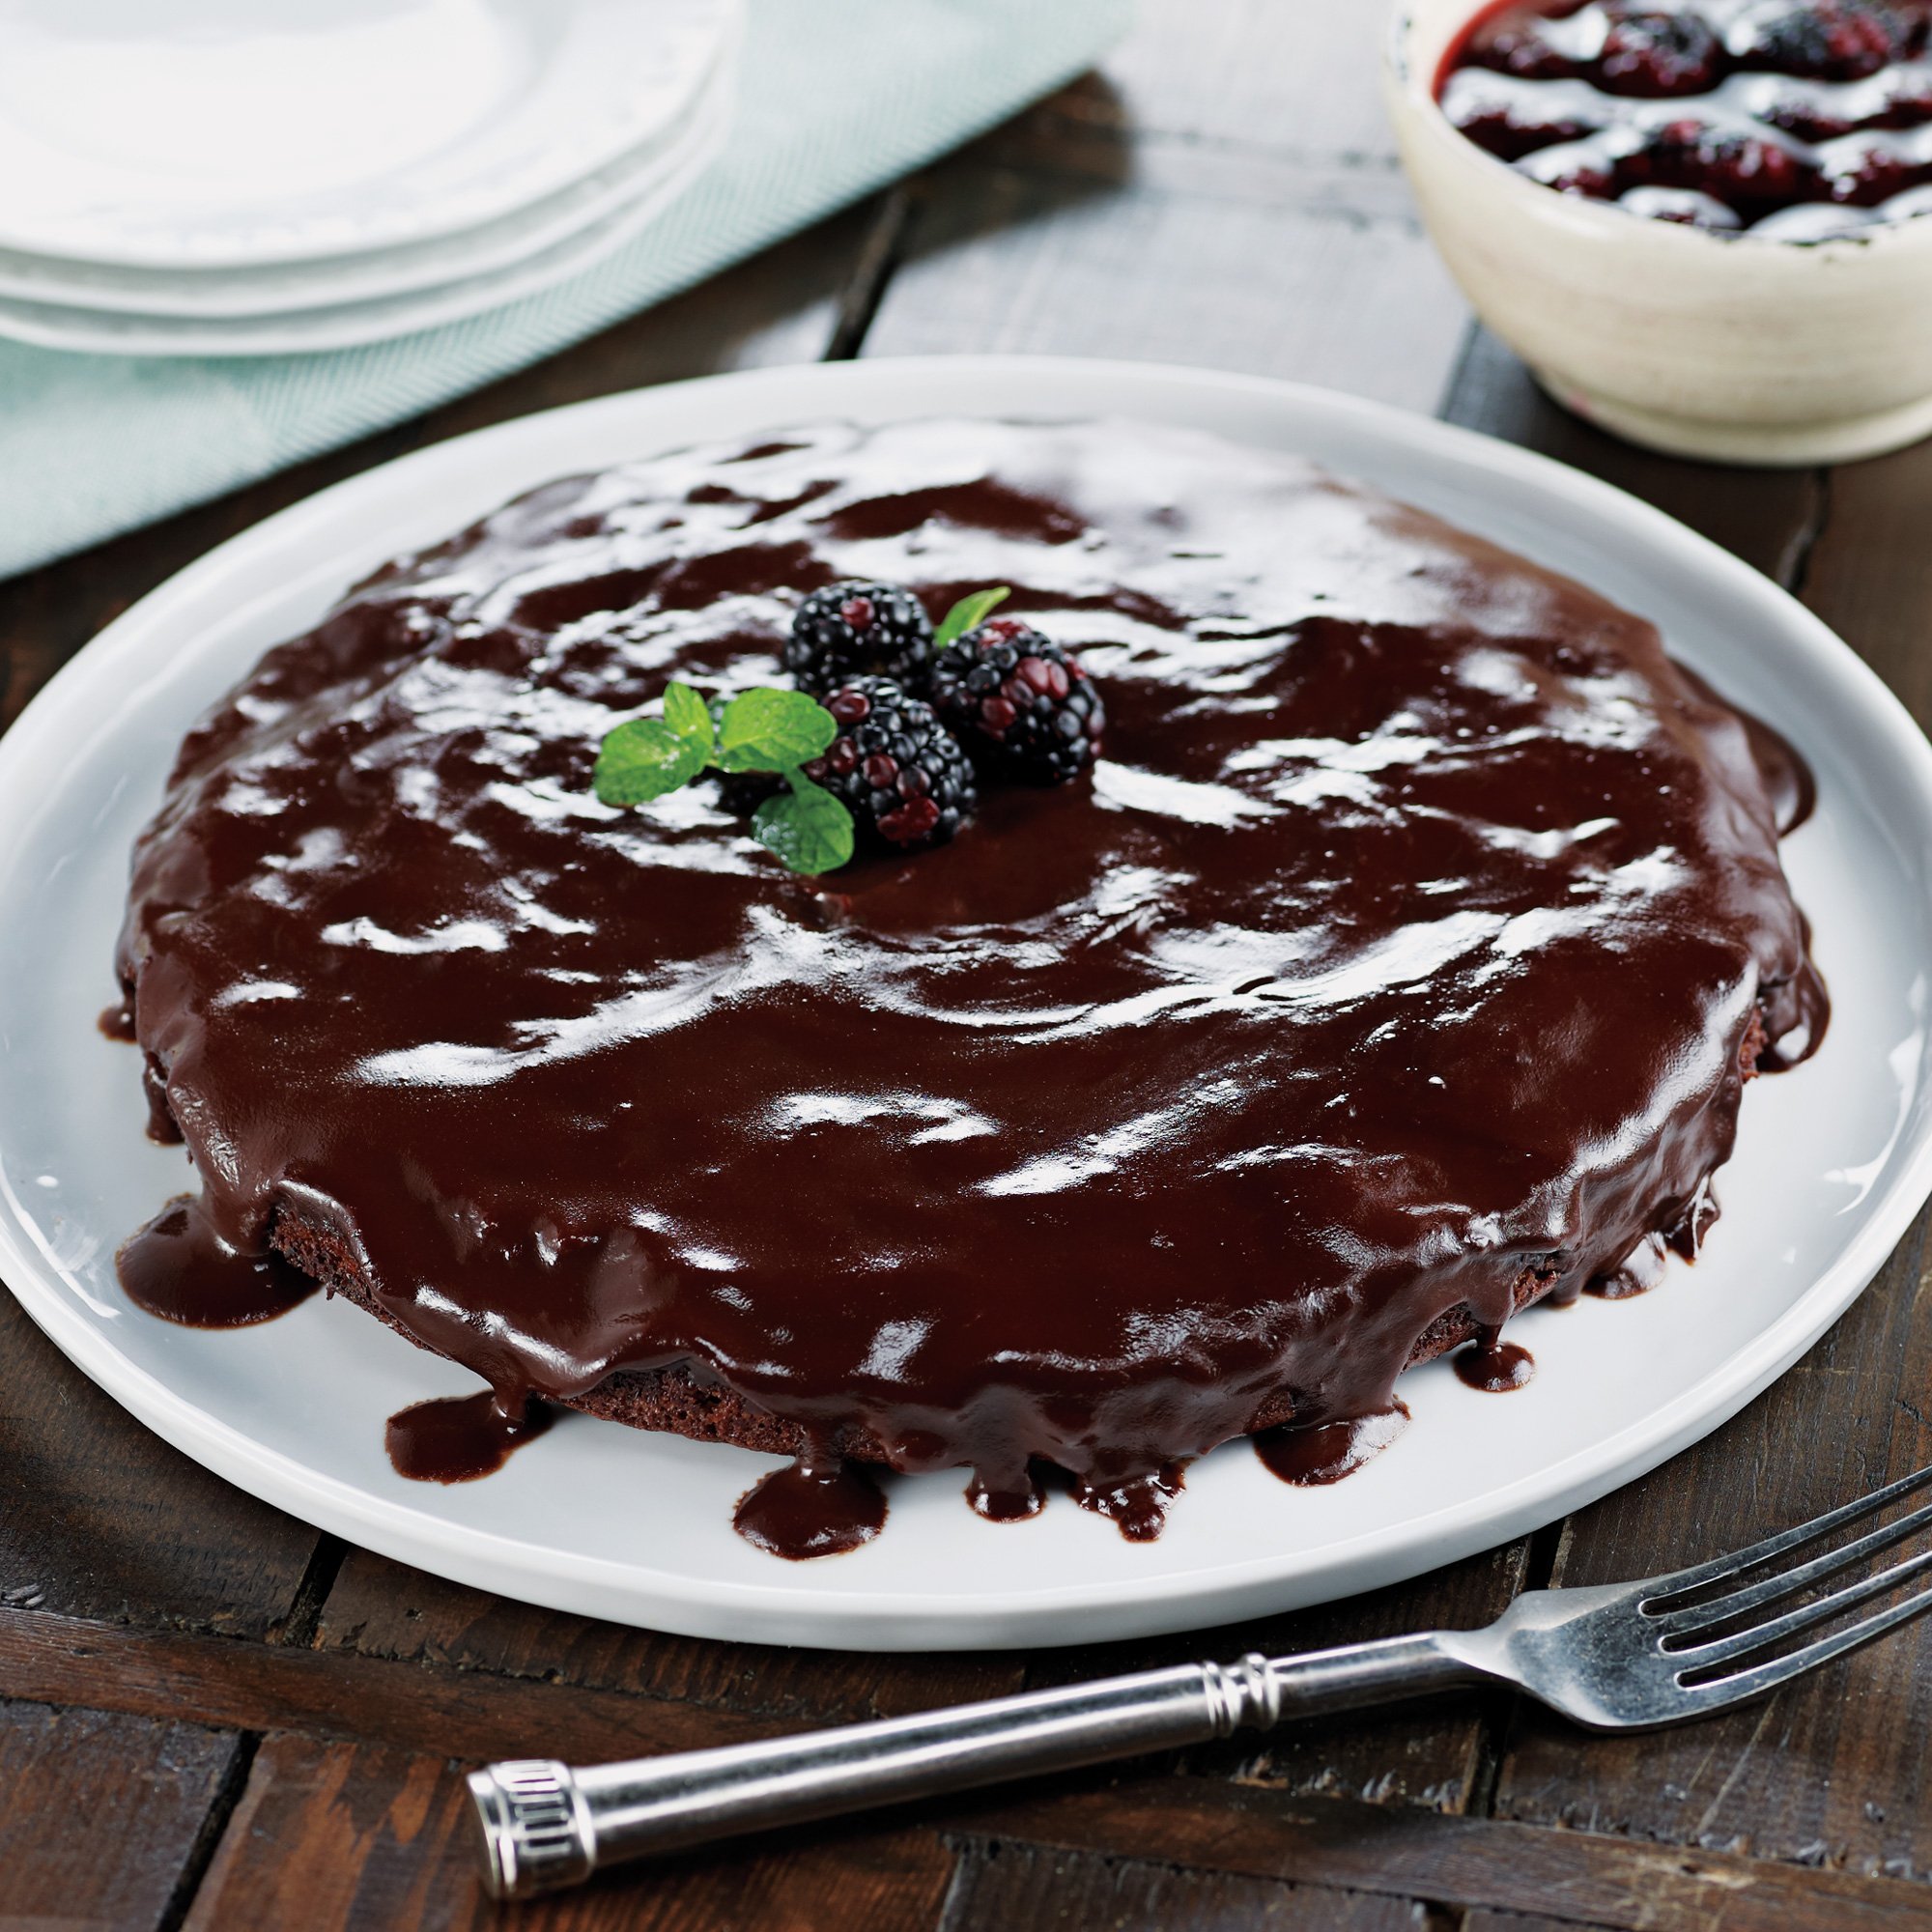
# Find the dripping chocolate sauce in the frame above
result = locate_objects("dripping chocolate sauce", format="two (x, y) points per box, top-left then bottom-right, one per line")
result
(734, 1455), (888, 1560)
(385, 1390), (553, 1484)
(1068, 1464), (1187, 1543)
(1256, 1404), (1411, 1487)
(1453, 1333), (1537, 1394)
(967, 1463), (1048, 1523)
(105, 417), (1829, 1562)
(118, 1196), (315, 1328)
(1588, 1185), (1719, 1299)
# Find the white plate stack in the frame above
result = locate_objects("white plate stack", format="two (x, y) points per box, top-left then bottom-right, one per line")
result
(0, 0), (743, 355)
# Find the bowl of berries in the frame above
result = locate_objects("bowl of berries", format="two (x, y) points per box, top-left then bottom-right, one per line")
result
(1385, 0), (1932, 462)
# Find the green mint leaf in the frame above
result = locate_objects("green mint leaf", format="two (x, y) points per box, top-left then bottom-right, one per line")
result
(662, 680), (716, 756)
(593, 717), (710, 806)
(932, 585), (1010, 651)
(718, 688), (837, 773)
(753, 775), (854, 874)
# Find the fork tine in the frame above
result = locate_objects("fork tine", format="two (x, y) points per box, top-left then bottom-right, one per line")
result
(1671, 1543), (1932, 1669)
(1658, 1494), (1932, 1640)
(1639, 1461), (1932, 1607)
(1673, 1572), (1932, 1712)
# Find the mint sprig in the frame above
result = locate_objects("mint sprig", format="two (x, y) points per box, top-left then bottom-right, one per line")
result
(932, 584), (1010, 651)
(714, 686), (836, 771)
(594, 682), (853, 875)
(752, 774), (851, 874)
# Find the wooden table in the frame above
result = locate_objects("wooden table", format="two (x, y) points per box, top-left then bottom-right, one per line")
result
(5, 6), (1931, 1926)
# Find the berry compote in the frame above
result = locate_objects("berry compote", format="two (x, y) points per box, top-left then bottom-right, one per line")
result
(1438, 0), (1932, 234)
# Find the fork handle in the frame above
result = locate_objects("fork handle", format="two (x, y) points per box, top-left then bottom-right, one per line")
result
(468, 1632), (1486, 1898)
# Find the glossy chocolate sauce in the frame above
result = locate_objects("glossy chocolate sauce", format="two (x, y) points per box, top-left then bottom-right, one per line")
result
(734, 1456), (888, 1559)
(967, 1463), (1047, 1523)
(386, 1388), (552, 1483)
(118, 1195), (315, 1328)
(1255, 1405), (1412, 1486)
(1453, 1332), (1538, 1391)
(1588, 1175), (1719, 1294)
(111, 417), (1827, 1561)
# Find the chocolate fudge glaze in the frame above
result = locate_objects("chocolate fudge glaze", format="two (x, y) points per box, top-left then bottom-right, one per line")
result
(112, 416), (1827, 1559)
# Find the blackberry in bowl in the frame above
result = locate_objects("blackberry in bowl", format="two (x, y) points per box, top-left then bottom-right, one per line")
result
(1386, 0), (1932, 461)
(1439, 0), (1932, 231)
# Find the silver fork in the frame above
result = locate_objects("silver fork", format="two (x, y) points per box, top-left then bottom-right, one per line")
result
(469, 1461), (1932, 1900)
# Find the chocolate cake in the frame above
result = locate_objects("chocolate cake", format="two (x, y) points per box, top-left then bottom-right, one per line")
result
(110, 416), (1828, 1557)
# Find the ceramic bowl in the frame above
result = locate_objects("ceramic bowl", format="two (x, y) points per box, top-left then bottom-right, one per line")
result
(1384, 0), (1932, 465)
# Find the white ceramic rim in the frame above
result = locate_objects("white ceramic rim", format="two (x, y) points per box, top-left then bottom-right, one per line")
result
(4, 355), (1930, 1648)
(0, 52), (736, 359)
(0, 0), (742, 270)
(0, 8), (743, 320)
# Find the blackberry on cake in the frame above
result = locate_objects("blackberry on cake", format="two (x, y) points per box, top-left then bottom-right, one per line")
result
(927, 617), (1105, 784)
(800, 675), (977, 851)
(785, 580), (934, 694)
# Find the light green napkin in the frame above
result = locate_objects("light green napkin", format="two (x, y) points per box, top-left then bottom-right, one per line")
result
(0, 0), (1130, 582)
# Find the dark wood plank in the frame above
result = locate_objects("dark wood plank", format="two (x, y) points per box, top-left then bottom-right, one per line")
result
(0, 1605), (783, 1763)
(0, 1697), (243, 1931)
(316, 1549), (1021, 1727)
(1438, 328), (1825, 586)
(0, 1286), (320, 1634)
(1031, 0), (1403, 156)
(1493, 1205), (1932, 1878)
(185, 1733), (954, 1932)
(936, 1838), (1430, 1932)
(957, 1778), (1932, 1932)
(1798, 437), (1932, 722)
(862, 9), (1468, 413)
(1463, 1916), (1625, 1932)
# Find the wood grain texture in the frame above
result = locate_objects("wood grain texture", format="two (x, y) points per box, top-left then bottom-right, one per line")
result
(1463, 1916), (1628, 1932)
(1800, 438), (1932, 717)
(315, 1550), (1021, 1728)
(861, 1), (1469, 413)
(0, 1284), (319, 1635)
(936, 1838), (1432, 1932)
(185, 1733), (955, 1932)
(959, 1778), (1932, 1932)
(1052, 0), (1403, 156)
(0, 1606), (786, 1763)
(0, 1698), (242, 1932)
